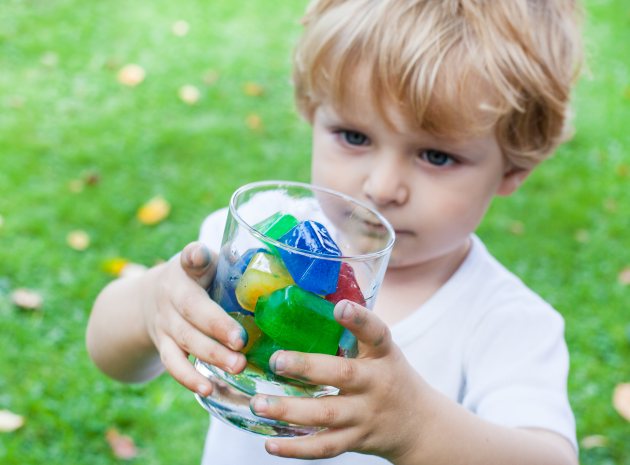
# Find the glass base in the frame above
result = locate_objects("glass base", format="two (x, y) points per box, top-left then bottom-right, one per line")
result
(194, 359), (337, 437)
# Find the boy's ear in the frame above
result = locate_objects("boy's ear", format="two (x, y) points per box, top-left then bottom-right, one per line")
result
(497, 168), (531, 196)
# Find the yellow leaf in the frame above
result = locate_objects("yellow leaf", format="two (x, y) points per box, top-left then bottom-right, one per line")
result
(117, 64), (145, 87)
(246, 113), (262, 131)
(580, 435), (607, 449)
(137, 196), (171, 225)
(171, 19), (190, 37)
(11, 288), (43, 310)
(106, 428), (138, 460)
(178, 84), (200, 105)
(613, 383), (630, 421)
(203, 70), (219, 86)
(508, 220), (524, 236)
(67, 230), (90, 251)
(0, 410), (25, 433)
(618, 268), (630, 286)
(243, 82), (264, 96)
(102, 258), (130, 276)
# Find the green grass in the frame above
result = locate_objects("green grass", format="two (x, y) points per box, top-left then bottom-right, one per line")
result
(0, 0), (629, 463)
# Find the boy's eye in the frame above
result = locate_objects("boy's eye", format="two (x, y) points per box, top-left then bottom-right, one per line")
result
(340, 130), (369, 146)
(419, 149), (455, 166)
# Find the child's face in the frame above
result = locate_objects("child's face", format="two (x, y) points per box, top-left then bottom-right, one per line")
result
(310, 97), (527, 270)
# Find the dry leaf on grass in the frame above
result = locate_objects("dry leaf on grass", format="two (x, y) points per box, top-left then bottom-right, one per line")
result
(580, 435), (608, 449)
(11, 288), (43, 310)
(67, 230), (90, 251)
(178, 85), (200, 105)
(618, 268), (630, 286)
(246, 113), (262, 131)
(243, 82), (264, 96)
(0, 410), (24, 433)
(106, 428), (138, 460)
(117, 64), (145, 87)
(613, 383), (630, 421)
(137, 196), (171, 225)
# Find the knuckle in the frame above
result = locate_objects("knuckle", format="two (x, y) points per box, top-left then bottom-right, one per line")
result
(317, 403), (338, 425)
(338, 359), (356, 384)
(317, 441), (340, 459)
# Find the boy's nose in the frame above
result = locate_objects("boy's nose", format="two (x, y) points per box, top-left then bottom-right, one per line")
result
(362, 157), (409, 207)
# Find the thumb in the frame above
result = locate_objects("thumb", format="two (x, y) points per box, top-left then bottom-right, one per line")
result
(180, 241), (217, 290)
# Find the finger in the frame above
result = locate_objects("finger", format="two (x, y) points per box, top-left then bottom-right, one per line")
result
(169, 314), (247, 375)
(334, 300), (393, 357)
(264, 428), (358, 460)
(157, 335), (214, 397)
(250, 394), (358, 429)
(180, 241), (217, 289)
(171, 283), (248, 352)
(268, 350), (366, 391)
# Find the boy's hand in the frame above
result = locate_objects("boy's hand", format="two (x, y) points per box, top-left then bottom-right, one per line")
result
(248, 300), (426, 462)
(145, 241), (247, 396)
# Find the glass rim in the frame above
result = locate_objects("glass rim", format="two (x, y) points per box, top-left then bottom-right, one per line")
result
(228, 180), (396, 262)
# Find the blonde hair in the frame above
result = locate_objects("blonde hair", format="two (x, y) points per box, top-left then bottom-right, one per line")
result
(293, 0), (583, 169)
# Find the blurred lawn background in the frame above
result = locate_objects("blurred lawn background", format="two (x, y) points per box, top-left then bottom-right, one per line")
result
(0, 0), (628, 464)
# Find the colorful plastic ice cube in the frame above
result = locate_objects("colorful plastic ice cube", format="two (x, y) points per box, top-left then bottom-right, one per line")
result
(211, 248), (261, 315)
(245, 333), (286, 374)
(255, 285), (344, 355)
(235, 251), (295, 311)
(254, 212), (298, 254)
(325, 262), (366, 306)
(278, 221), (342, 295)
(228, 312), (262, 354)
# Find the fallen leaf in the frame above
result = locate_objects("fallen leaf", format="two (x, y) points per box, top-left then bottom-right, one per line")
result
(120, 263), (148, 278)
(243, 82), (264, 97)
(106, 428), (138, 460)
(613, 383), (630, 421)
(67, 230), (90, 251)
(508, 220), (524, 235)
(203, 70), (219, 85)
(84, 171), (101, 186)
(580, 435), (607, 449)
(102, 258), (130, 276)
(11, 288), (43, 310)
(178, 85), (200, 105)
(602, 198), (617, 213)
(172, 20), (190, 37)
(574, 229), (590, 244)
(0, 410), (25, 433)
(117, 64), (145, 87)
(618, 268), (630, 286)
(68, 179), (84, 193)
(137, 196), (171, 225)
(246, 113), (262, 131)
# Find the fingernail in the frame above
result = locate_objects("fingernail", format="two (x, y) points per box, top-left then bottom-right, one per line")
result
(197, 384), (211, 397)
(192, 244), (210, 268)
(226, 352), (240, 371)
(266, 441), (280, 455)
(270, 351), (286, 373)
(228, 328), (245, 350)
(335, 300), (353, 320)
(251, 396), (268, 414)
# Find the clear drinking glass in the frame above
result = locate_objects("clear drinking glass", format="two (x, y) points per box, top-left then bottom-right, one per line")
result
(194, 180), (394, 437)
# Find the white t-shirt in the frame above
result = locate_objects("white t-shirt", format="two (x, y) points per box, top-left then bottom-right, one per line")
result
(197, 208), (576, 465)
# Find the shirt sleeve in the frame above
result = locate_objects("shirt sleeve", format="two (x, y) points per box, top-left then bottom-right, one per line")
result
(462, 301), (577, 451)
(198, 207), (229, 253)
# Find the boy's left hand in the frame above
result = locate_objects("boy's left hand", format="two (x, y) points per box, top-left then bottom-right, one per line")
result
(249, 300), (426, 462)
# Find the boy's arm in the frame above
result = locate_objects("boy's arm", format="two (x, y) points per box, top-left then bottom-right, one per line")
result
(86, 242), (248, 394)
(248, 301), (578, 465)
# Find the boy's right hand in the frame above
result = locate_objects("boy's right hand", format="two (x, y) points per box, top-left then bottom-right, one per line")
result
(145, 241), (248, 396)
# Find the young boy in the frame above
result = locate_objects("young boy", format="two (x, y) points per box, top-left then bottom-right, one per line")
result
(86, 0), (583, 463)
